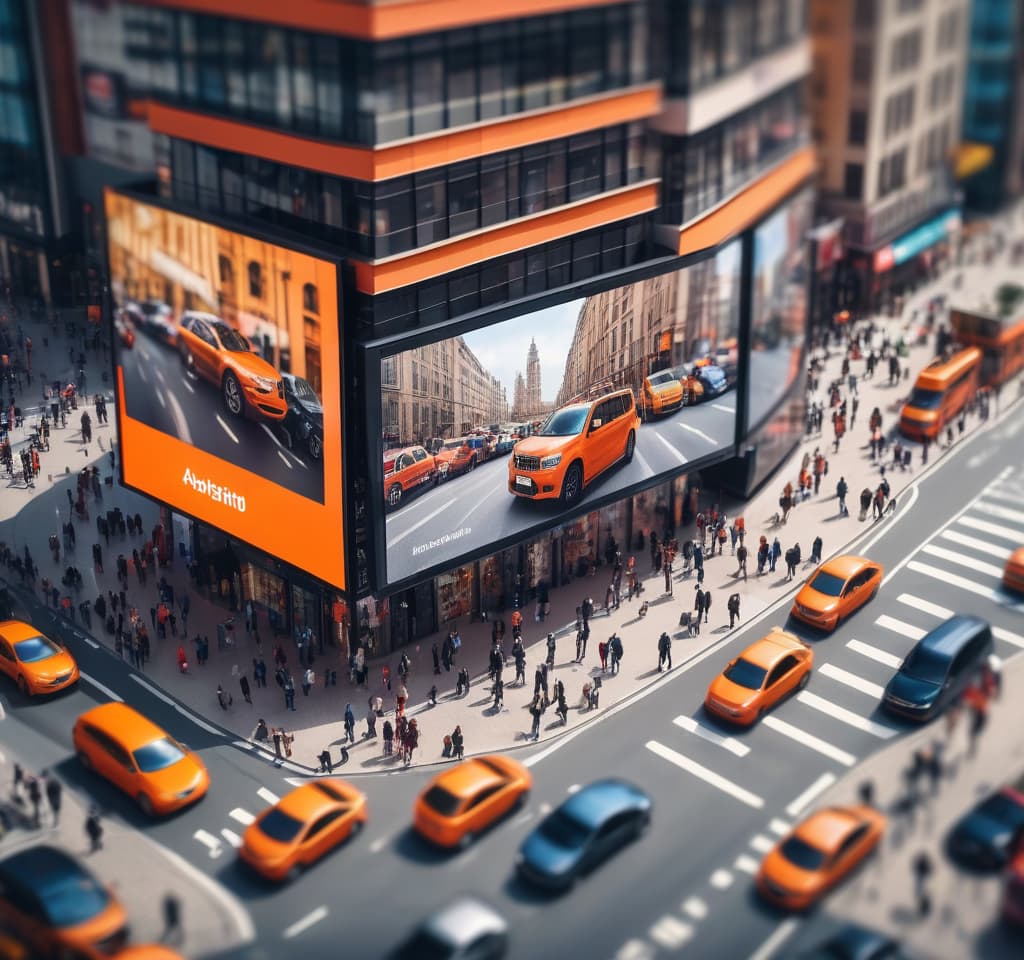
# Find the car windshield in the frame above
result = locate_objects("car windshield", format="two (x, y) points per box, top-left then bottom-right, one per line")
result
(978, 793), (1024, 824)
(422, 786), (462, 817)
(723, 658), (767, 690)
(289, 378), (322, 409)
(537, 408), (589, 437)
(901, 645), (950, 685)
(810, 571), (847, 597)
(908, 387), (944, 410)
(648, 371), (677, 386)
(779, 836), (826, 871)
(211, 322), (251, 353)
(257, 808), (305, 843)
(132, 737), (186, 773)
(442, 440), (465, 451)
(539, 810), (591, 849)
(392, 931), (452, 960)
(41, 874), (110, 928)
(13, 635), (60, 663)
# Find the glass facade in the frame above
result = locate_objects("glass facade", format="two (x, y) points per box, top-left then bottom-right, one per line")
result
(118, 3), (647, 147)
(162, 123), (647, 258)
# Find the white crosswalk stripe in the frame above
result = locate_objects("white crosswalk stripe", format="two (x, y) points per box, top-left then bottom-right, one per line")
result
(956, 515), (1024, 544)
(682, 897), (708, 920)
(907, 561), (1002, 602)
(229, 808), (255, 826)
(220, 828), (242, 848)
(645, 741), (764, 809)
(768, 818), (791, 836)
(939, 529), (1013, 560)
(984, 486), (1024, 506)
(649, 915), (694, 949)
(674, 715), (751, 757)
(875, 614), (925, 640)
(786, 772), (837, 818)
(257, 787), (280, 805)
(994, 626), (1024, 649)
(818, 663), (886, 699)
(761, 715), (857, 767)
(796, 692), (897, 738)
(896, 593), (952, 619)
(615, 940), (653, 960)
(750, 834), (775, 854)
(921, 543), (1006, 580)
(847, 638), (903, 669)
(734, 854), (759, 875)
(193, 829), (222, 858)
(710, 869), (734, 889)
(974, 500), (1024, 527)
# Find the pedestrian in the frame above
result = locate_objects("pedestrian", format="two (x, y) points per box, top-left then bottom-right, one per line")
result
(217, 684), (232, 710)
(318, 749), (333, 774)
(253, 655), (267, 688)
(43, 771), (62, 825)
(366, 694), (380, 737)
(432, 642), (441, 675)
(253, 718), (269, 742)
(383, 719), (394, 756)
(770, 537), (781, 573)
(529, 694), (545, 740)
(912, 851), (934, 917)
(701, 589), (711, 625)
(734, 543), (748, 581)
(965, 686), (989, 755)
(513, 643), (526, 685)
(609, 632), (623, 673)
(836, 476), (849, 516)
(161, 893), (182, 945)
(283, 674), (296, 711)
(811, 535), (823, 564)
(85, 806), (103, 852)
(396, 681), (409, 714)
(727, 593), (741, 629)
(403, 718), (419, 765)
(302, 666), (314, 696)
(657, 631), (672, 672)
(598, 639), (608, 672)
(452, 724), (464, 760)
(344, 703), (356, 743)
(492, 676), (504, 710)
(27, 774), (42, 826)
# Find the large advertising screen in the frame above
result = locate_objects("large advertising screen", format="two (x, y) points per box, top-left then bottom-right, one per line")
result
(379, 244), (741, 585)
(106, 192), (345, 588)
(747, 188), (813, 431)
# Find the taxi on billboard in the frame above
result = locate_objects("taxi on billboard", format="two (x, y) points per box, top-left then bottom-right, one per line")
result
(73, 703), (209, 816)
(509, 387), (639, 507)
(0, 620), (79, 696)
(678, 361), (730, 405)
(383, 445), (439, 510)
(639, 369), (684, 419)
(790, 555), (883, 632)
(434, 438), (480, 479)
(177, 311), (287, 422)
(138, 300), (177, 346)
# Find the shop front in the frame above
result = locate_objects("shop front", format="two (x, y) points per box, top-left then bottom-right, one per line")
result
(869, 209), (961, 314)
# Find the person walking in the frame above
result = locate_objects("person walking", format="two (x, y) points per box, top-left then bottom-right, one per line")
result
(513, 643), (526, 685)
(727, 593), (741, 629)
(701, 589), (712, 625)
(734, 543), (748, 581)
(253, 655), (267, 688)
(912, 851), (934, 917)
(161, 894), (182, 945)
(366, 695), (381, 738)
(694, 585), (706, 627)
(756, 536), (769, 576)
(27, 774), (42, 826)
(529, 694), (545, 741)
(302, 666), (314, 696)
(43, 771), (62, 825)
(770, 537), (781, 573)
(545, 632), (556, 667)
(657, 631), (672, 672)
(85, 806), (103, 852)
(811, 535), (823, 565)
(344, 703), (356, 743)
(403, 718), (419, 766)
(283, 674), (296, 711)
(216, 684), (232, 710)
(451, 724), (464, 760)
(239, 674), (252, 705)
(663, 560), (673, 596)
(609, 633), (623, 674)
(432, 642), (441, 675)
(382, 719), (394, 757)
(836, 476), (849, 517)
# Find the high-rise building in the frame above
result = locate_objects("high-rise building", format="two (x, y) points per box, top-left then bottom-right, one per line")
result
(524, 338), (542, 416)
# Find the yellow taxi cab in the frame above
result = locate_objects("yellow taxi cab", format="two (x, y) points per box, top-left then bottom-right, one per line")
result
(790, 555), (883, 632)
(73, 703), (209, 816)
(0, 620), (79, 696)
(1004, 547), (1024, 595)
(239, 779), (367, 881)
(413, 755), (531, 849)
(640, 370), (684, 419)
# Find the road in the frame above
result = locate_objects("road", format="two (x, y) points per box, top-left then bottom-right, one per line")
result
(118, 333), (325, 504)
(385, 394), (737, 583)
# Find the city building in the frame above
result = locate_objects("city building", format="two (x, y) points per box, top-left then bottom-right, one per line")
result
(811, 0), (968, 313)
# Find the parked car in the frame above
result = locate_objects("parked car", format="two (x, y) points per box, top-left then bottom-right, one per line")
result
(946, 779), (1024, 870)
(677, 362), (730, 404)
(280, 373), (324, 461)
(383, 445), (438, 510)
(640, 369), (684, 419)
(138, 299), (176, 346)
(492, 434), (516, 456)
(113, 310), (135, 349)
(435, 438), (478, 479)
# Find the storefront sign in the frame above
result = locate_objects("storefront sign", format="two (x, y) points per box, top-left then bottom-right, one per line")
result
(874, 209), (961, 274)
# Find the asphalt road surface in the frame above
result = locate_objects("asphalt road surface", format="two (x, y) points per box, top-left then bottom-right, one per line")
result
(119, 334), (325, 504)
(385, 393), (737, 583)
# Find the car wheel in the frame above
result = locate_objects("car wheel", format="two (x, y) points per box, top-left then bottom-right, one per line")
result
(623, 431), (636, 464)
(17, 675), (29, 696)
(182, 349), (197, 377)
(561, 463), (583, 507)
(137, 793), (154, 817)
(459, 831), (475, 850)
(349, 819), (363, 839)
(515, 790), (530, 810)
(798, 671), (810, 691)
(386, 484), (403, 510)
(222, 371), (244, 417)
(307, 432), (322, 461)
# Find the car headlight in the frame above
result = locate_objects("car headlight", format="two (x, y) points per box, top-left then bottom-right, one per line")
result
(248, 373), (276, 391)
(540, 454), (562, 469)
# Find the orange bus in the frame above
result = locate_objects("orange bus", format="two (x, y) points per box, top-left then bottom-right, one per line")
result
(899, 346), (982, 441)
(950, 310), (1024, 387)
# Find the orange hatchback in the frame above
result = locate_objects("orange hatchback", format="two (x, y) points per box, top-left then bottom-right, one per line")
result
(705, 628), (812, 725)
(413, 755), (532, 849)
(791, 555), (883, 632)
(757, 805), (886, 910)
(1004, 547), (1024, 595)
(239, 779), (367, 881)
(73, 703), (209, 817)
(384, 445), (438, 510)
(177, 311), (286, 422)
(0, 620), (79, 696)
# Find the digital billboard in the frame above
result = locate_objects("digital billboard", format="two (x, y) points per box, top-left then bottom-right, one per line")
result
(747, 187), (813, 431)
(106, 191), (345, 588)
(379, 244), (741, 585)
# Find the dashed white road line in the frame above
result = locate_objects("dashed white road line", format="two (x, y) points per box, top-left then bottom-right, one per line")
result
(276, 449), (293, 469)
(156, 391), (167, 410)
(649, 915), (693, 949)
(257, 787), (280, 805)
(567, 783), (581, 794)
(907, 561), (1002, 602)
(80, 671), (123, 702)
(818, 663), (886, 699)
(921, 543), (1006, 580)
(615, 938), (654, 960)
(938, 529), (1012, 560)
(282, 905), (329, 940)
(180, 377), (195, 394)
(215, 414), (240, 444)
(710, 869), (734, 890)
(193, 829), (222, 858)
(761, 715), (858, 767)
(369, 835), (391, 854)
(994, 626), (1024, 649)
(785, 772), (837, 818)
(895, 593), (952, 619)
(796, 692), (897, 738)
(678, 422), (716, 445)
(229, 808), (255, 826)
(165, 386), (194, 444)
(674, 715), (750, 757)
(260, 423), (307, 469)
(749, 834), (775, 854)
(746, 918), (800, 960)
(386, 497), (458, 549)
(874, 615), (925, 641)
(646, 741), (764, 809)
(682, 896), (708, 920)
(768, 818), (791, 837)
(711, 403), (735, 414)
(652, 431), (689, 465)
(74, 632), (99, 649)
(220, 828), (242, 848)
(847, 639), (903, 669)
(733, 854), (759, 875)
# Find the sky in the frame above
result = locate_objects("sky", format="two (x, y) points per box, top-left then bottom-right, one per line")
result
(461, 299), (583, 404)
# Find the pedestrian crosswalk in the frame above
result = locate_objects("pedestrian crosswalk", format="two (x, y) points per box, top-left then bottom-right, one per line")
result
(192, 786), (280, 858)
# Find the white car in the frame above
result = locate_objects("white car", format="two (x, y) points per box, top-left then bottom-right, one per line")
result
(391, 897), (507, 960)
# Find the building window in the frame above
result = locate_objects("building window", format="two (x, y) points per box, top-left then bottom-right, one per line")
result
(853, 0), (875, 29)
(248, 261), (263, 298)
(851, 43), (872, 84)
(843, 163), (863, 200)
(848, 110), (867, 145)
(218, 255), (233, 285)
(303, 283), (319, 314)
(890, 30), (921, 75)
(877, 148), (907, 198)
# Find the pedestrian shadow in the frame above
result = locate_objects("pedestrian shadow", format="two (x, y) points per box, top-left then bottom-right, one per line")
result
(712, 625), (730, 634)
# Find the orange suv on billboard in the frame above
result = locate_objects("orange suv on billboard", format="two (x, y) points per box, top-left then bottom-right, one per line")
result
(383, 445), (438, 510)
(508, 388), (639, 507)
(177, 311), (287, 422)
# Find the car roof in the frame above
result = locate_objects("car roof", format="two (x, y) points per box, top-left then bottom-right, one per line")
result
(383, 446), (423, 458)
(795, 807), (862, 853)
(914, 614), (990, 657)
(0, 620), (45, 643)
(276, 780), (356, 820)
(0, 845), (92, 893)
(421, 897), (506, 947)
(740, 631), (803, 668)
(180, 310), (220, 324)
(818, 555), (872, 580)
(76, 702), (166, 751)
(561, 779), (647, 829)
(432, 758), (508, 799)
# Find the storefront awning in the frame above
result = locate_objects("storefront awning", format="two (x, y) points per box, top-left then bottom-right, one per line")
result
(873, 209), (961, 274)
(955, 142), (996, 181)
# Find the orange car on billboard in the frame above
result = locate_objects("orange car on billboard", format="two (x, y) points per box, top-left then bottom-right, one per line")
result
(384, 445), (438, 510)
(435, 438), (479, 479)
(177, 311), (287, 422)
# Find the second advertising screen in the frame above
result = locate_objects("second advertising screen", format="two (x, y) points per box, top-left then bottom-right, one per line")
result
(381, 245), (741, 584)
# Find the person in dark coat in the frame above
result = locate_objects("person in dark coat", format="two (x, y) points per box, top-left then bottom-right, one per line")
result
(657, 631), (672, 672)
(701, 589), (712, 624)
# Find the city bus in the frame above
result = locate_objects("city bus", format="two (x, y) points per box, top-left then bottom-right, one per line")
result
(899, 346), (982, 441)
(950, 311), (1024, 388)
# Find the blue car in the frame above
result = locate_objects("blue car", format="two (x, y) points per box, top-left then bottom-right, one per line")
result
(946, 784), (1024, 871)
(796, 924), (904, 960)
(516, 779), (651, 890)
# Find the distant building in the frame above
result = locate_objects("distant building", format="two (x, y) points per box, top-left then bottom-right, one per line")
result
(524, 339), (542, 415)
(512, 372), (526, 420)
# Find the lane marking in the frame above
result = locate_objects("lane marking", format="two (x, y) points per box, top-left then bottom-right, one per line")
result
(746, 919), (801, 960)
(734, 854), (759, 875)
(653, 431), (689, 465)
(616, 939), (653, 960)
(768, 818), (790, 837)
(994, 626), (1024, 649)
(220, 828), (242, 848)
(259, 423), (308, 470)
(649, 915), (694, 949)
(895, 594), (952, 619)
(80, 671), (123, 702)
(819, 663), (885, 699)
(193, 829), (222, 858)
(156, 391), (167, 410)
(138, 365), (149, 384)
(130, 676), (223, 735)
(974, 500), (1024, 526)
(921, 543), (1006, 580)
(229, 808), (255, 826)
(750, 834), (775, 854)
(678, 422), (716, 445)
(386, 497), (458, 549)
(276, 449), (293, 470)
(215, 414), (240, 444)
(846, 639), (903, 669)
(907, 561), (1002, 602)
(567, 783), (581, 794)
(761, 715), (857, 767)
(180, 378), (195, 394)
(957, 515), (1024, 544)
(673, 715), (751, 757)
(175, 707), (222, 736)
(682, 896), (708, 920)
(984, 486), (1024, 506)
(257, 787), (280, 805)
(861, 483), (920, 554)
(131, 675), (175, 705)
(712, 403), (735, 413)
(369, 836), (390, 853)
(786, 772), (837, 818)
(939, 529), (1012, 560)
(874, 615), (925, 641)
(645, 741), (764, 809)
(282, 905), (328, 940)
(710, 869), (734, 890)
(165, 386), (194, 445)
(74, 632), (99, 649)
(795, 692), (897, 738)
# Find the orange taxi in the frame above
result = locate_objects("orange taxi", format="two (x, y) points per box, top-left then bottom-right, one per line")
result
(1003, 547), (1024, 595)
(790, 555), (883, 632)
(756, 805), (886, 910)
(413, 755), (531, 848)
(0, 620), (79, 696)
(73, 702), (209, 816)
(239, 779), (367, 881)
(434, 438), (478, 479)
(640, 370), (684, 419)
(704, 628), (812, 725)
(383, 445), (438, 510)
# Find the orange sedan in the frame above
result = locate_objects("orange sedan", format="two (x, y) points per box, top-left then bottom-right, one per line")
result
(73, 703), (209, 817)
(0, 620), (79, 696)
(705, 628), (813, 725)
(1004, 547), (1024, 595)
(239, 779), (367, 881)
(413, 755), (532, 848)
(756, 805), (886, 910)
(790, 555), (883, 632)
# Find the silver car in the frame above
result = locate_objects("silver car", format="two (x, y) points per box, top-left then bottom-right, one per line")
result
(391, 897), (507, 960)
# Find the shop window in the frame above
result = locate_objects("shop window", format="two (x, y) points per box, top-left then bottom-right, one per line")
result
(248, 261), (263, 298)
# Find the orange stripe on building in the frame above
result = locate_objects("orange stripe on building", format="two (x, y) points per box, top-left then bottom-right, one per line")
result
(677, 147), (817, 257)
(148, 87), (661, 182)
(354, 181), (659, 294)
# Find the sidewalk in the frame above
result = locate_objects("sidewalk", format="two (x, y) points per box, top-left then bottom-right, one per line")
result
(0, 205), (1020, 775)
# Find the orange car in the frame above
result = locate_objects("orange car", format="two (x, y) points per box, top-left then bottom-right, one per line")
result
(704, 628), (812, 725)
(1004, 547), (1024, 594)
(383, 445), (438, 509)
(0, 620), (79, 696)
(239, 779), (367, 881)
(640, 370), (684, 419)
(434, 438), (478, 479)
(413, 755), (532, 848)
(509, 389), (639, 507)
(756, 805), (886, 910)
(0, 845), (129, 958)
(177, 311), (286, 422)
(790, 555), (883, 632)
(73, 702), (209, 816)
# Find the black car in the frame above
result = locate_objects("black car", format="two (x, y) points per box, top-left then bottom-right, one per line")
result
(281, 373), (324, 461)
(795, 924), (904, 960)
(946, 784), (1024, 871)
